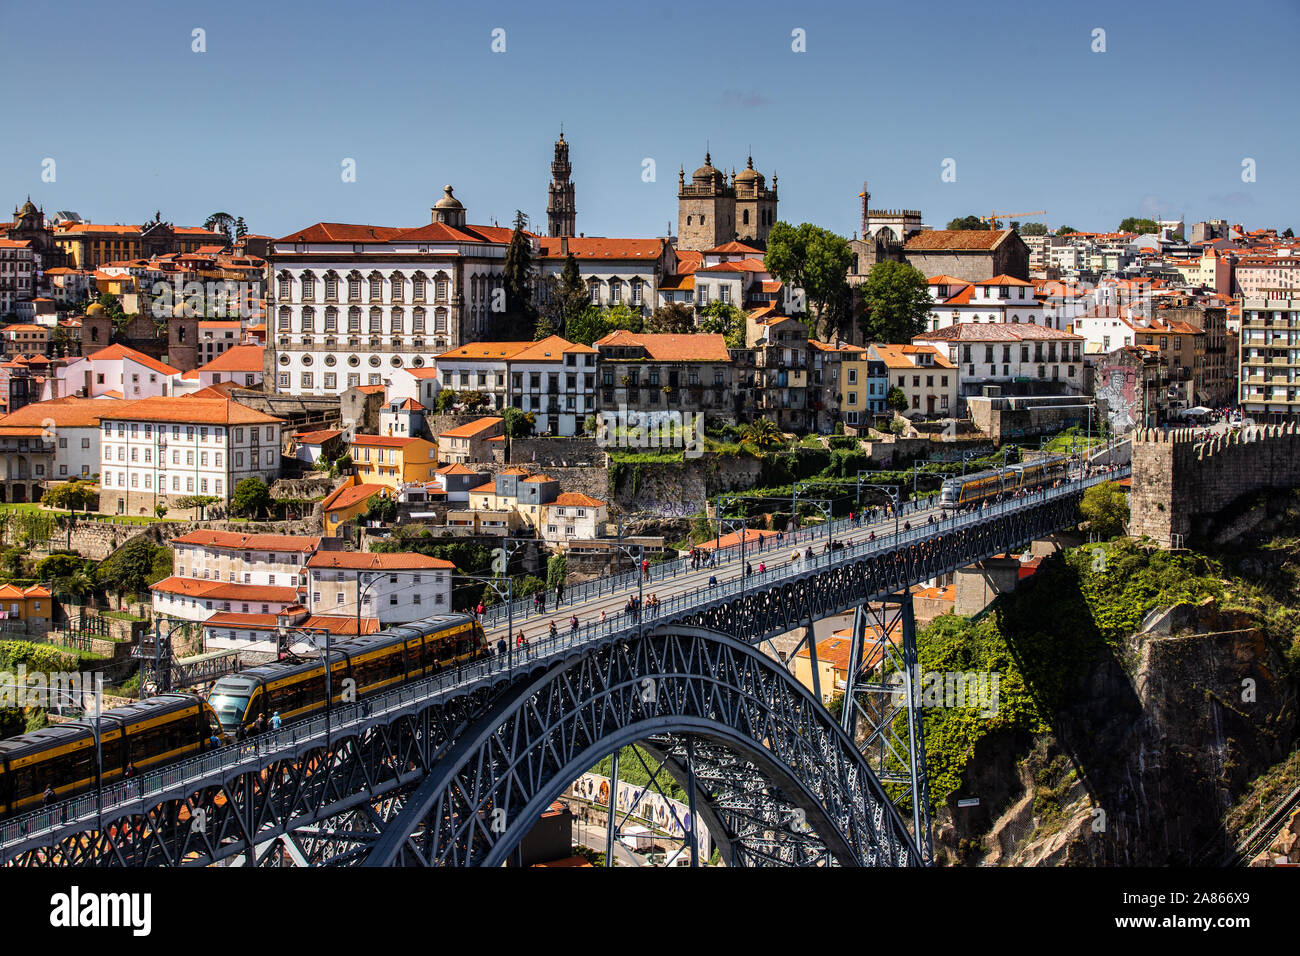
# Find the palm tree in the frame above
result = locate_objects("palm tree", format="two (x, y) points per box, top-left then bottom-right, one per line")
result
(740, 418), (784, 451)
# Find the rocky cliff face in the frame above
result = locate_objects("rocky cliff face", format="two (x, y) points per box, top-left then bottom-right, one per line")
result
(936, 600), (1297, 865)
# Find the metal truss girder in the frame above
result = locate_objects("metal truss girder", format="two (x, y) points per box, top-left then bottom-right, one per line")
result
(360, 627), (915, 868)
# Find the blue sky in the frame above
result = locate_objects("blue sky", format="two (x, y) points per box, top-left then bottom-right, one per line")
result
(2, 0), (1297, 239)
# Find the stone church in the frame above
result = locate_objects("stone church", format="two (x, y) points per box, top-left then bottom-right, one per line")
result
(676, 153), (778, 251)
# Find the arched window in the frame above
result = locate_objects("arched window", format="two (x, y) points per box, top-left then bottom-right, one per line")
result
(278, 306), (290, 331)
(390, 272), (404, 302)
(324, 272), (339, 301)
(743, 210), (750, 225)
(587, 279), (601, 303)
(413, 307), (426, 332)
(435, 308), (447, 332)
(277, 272), (291, 300)
(390, 307), (403, 334)
(348, 306), (361, 332)
(325, 307), (338, 332)
(347, 273), (362, 301)
(301, 271), (316, 301)
(369, 273), (383, 301)
(300, 307), (315, 333)
(369, 307), (382, 333)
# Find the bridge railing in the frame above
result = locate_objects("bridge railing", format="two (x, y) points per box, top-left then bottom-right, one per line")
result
(478, 497), (948, 630)
(0, 468), (1128, 854)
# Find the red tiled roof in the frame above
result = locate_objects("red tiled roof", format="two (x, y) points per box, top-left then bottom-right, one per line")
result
(550, 492), (606, 508)
(350, 433), (426, 447)
(150, 577), (301, 602)
(438, 416), (503, 439)
(170, 531), (320, 552)
(294, 428), (342, 445)
(306, 551), (454, 570)
(197, 344), (264, 373)
(594, 331), (730, 362)
(86, 344), (181, 377)
(906, 229), (1015, 252)
(535, 237), (665, 260)
(321, 482), (389, 513)
(100, 396), (282, 425)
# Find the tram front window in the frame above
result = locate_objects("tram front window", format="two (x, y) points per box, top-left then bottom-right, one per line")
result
(209, 693), (249, 730)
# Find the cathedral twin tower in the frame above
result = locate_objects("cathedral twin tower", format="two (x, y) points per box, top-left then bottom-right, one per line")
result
(545, 134), (778, 252)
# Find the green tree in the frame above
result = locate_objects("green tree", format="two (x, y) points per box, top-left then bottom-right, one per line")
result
(764, 222), (853, 339)
(41, 479), (96, 512)
(173, 494), (220, 519)
(859, 260), (933, 344)
(97, 538), (165, 595)
(502, 406), (536, 438)
(537, 252), (588, 338)
(435, 388), (457, 412)
(203, 212), (237, 244)
(457, 390), (490, 411)
(546, 553), (568, 592)
(886, 386), (909, 413)
(739, 418), (784, 451)
(500, 210), (537, 338)
(1019, 222), (1049, 236)
(36, 553), (89, 582)
(532, 312), (557, 340)
(1080, 481), (1129, 538)
(946, 215), (990, 231)
(605, 302), (643, 334)
(647, 302), (695, 334)
(1, 548), (27, 579)
(230, 478), (272, 519)
(154, 503), (168, 519)
(1118, 217), (1159, 235)
(1058, 225), (1079, 235)
(1284, 228), (1295, 239)
(697, 301), (746, 348)
(364, 494), (397, 523)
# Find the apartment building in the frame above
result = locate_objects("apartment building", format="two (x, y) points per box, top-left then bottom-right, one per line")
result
(434, 335), (597, 436)
(0, 396), (118, 502)
(266, 188), (513, 397)
(838, 354), (889, 428)
(0, 240), (35, 317)
(1240, 296), (1300, 421)
(595, 331), (737, 425)
(55, 344), (183, 400)
(169, 531), (321, 588)
(438, 416), (504, 464)
(97, 397), (283, 516)
(809, 341), (867, 432)
(870, 344), (957, 419)
(924, 275), (1053, 331)
(349, 434), (439, 488)
(305, 551), (453, 625)
(913, 324), (1085, 413)
(746, 313), (809, 431)
(540, 493), (608, 547)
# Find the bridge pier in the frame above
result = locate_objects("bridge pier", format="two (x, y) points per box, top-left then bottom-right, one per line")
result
(954, 556), (1022, 617)
(840, 592), (933, 865)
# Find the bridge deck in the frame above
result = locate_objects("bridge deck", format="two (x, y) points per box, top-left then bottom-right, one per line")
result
(0, 468), (1128, 858)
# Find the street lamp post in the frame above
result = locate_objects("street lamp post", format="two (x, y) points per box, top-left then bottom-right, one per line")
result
(457, 572), (515, 668)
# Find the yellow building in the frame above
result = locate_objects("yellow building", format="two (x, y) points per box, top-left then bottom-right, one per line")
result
(320, 478), (391, 537)
(0, 584), (53, 623)
(789, 623), (897, 704)
(349, 434), (438, 489)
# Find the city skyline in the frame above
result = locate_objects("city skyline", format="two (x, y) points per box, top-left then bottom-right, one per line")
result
(1, 0), (1297, 239)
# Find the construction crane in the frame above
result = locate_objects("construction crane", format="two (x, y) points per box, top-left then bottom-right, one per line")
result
(980, 209), (1046, 229)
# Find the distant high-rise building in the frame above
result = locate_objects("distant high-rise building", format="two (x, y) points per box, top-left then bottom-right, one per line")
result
(546, 132), (576, 238)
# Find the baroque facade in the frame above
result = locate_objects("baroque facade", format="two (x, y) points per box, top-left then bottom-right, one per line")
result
(266, 187), (512, 397)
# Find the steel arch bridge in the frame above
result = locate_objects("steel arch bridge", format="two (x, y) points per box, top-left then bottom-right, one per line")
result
(0, 475), (1115, 868)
